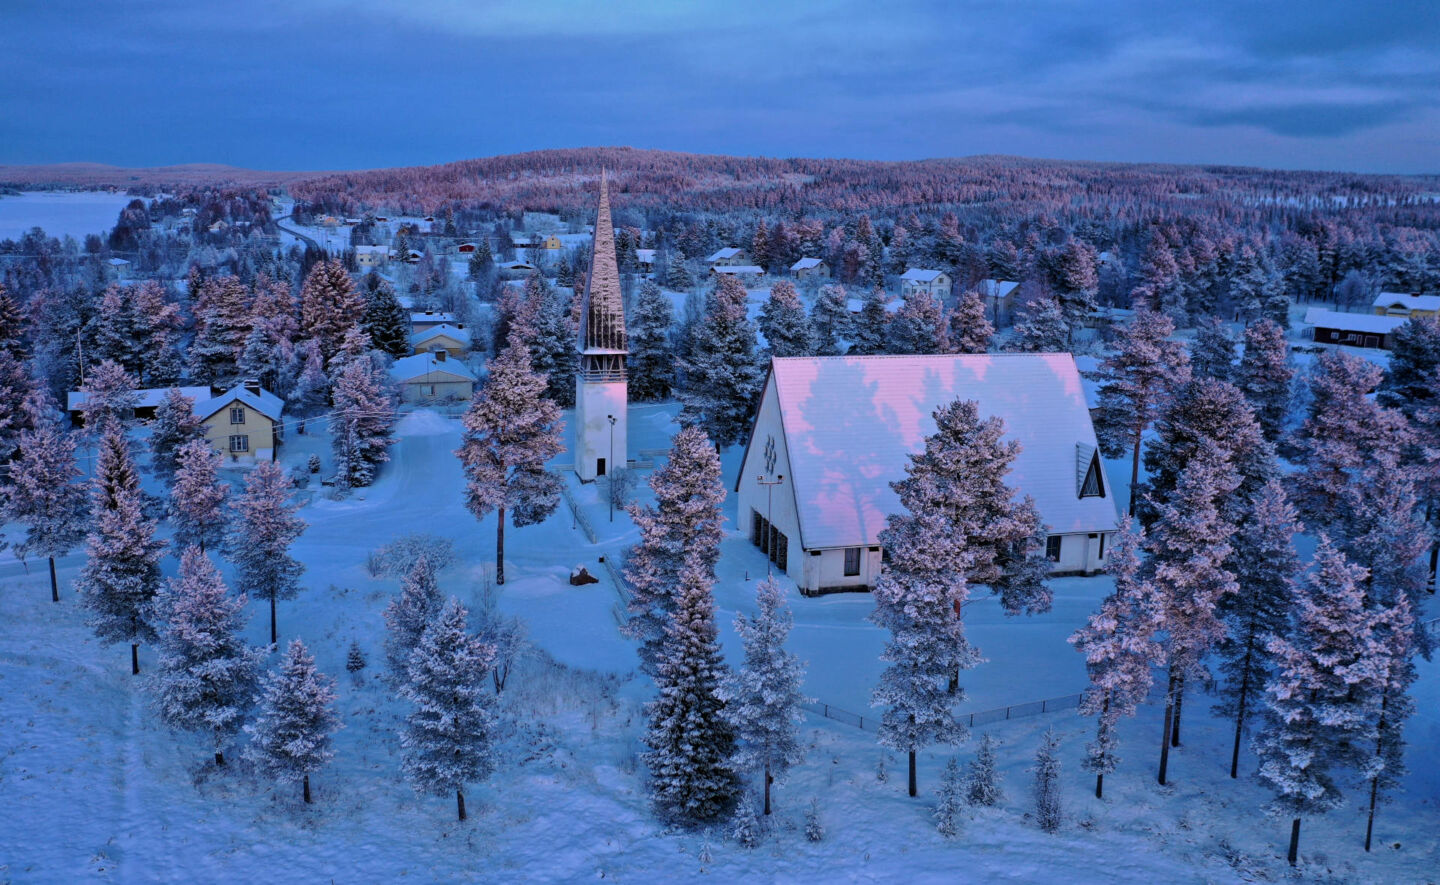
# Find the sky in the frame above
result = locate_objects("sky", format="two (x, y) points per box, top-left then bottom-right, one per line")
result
(1, 0), (1436, 175)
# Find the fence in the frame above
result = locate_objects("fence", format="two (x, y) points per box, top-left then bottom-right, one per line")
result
(559, 484), (598, 544)
(803, 692), (1087, 734)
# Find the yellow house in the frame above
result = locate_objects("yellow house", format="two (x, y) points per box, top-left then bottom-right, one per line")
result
(411, 323), (472, 358)
(1371, 292), (1440, 319)
(542, 235), (563, 250)
(194, 381), (284, 465)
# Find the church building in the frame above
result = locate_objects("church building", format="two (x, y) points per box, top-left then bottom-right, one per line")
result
(574, 173), (628, 481)
(734, 353), (1118, 596)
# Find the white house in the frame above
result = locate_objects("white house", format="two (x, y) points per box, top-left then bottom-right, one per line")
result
(389, 351), (476, 403)
(791, 257), (830, 280)
(706, 247), (747, 267)
(411, 323), (472, 357)
(410, 310), (458, 335)
(635, 248), (657, 272)
(899, 268), (951, 299)
(978, 279), (1022, 325)
(355, 245), (389, 268)
(734, 354), (1118, 595)
(710, 265), (765, 282)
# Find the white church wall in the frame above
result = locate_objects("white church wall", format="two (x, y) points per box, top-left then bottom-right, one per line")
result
(735, 372), (806, 586)
(575, 379), (628, 482)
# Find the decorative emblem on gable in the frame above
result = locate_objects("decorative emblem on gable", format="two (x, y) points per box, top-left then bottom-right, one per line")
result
(763, 434), (777, 474)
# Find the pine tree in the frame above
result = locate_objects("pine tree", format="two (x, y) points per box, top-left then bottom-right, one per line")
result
(846, 287), (890, 355)
(1189, 316), (1236, 383)
(1376, 316), (1440, 418)
(292, 343), (329, 415)
(1361, 591), (1417, 853)
(718, 576), (809, 816)
(1011, 296), (1068, 353)
(644, 559), (738, 824)
(169, 439), (229, 555)
(964, 734), (1002, 806)
(513, 272), (578, 407)
(383, 555), (444, 681)
(77, 448), (166, 674)
(328, 354), (396, 488)
(804, 799), (825, 842)
(93, 420), (141, 514)
(245, 639), (342, 804)
(948, 290), (994, 354)
(729, 794), (762, 849)
(78, 359), (139, 434)
(188, 275), (252, 384)
(809, 284), (851, 356)
(934, 757), (964, 838)
(1069, 519), (1163, 797)
(758, 281), (813, 358)
(149, 388), (206, 486)
(1341, 456), (1432, 657)
(400, 598), (497, 821)
(456, 335), (564, 586)
(93, 283), (144, 375)
(1147, 441), (1240, 785)
(1213, 481), (1299, 779)
(151, 548), (263, 765)
(1237, 319), (1294, 443)
(630, 280), (676, 401)
(361, 278), (411, 359)
(1093, 309), (1190, 515)
(1048, 240), (1099, 342)
(1033, 729), (1062, 833)
(1255, 537), (1389, 866)
(623, 425), (726, 674)
(6, 392), (89, 602)
(299, 260), (364, 366)
(345, 641), (368, 683)
(664, 251), (693, 291)
(228, 461), (306, 645)
(887, 290), (948, 355)
(677, 275), (764, 448)
(0, 347), (34, 466)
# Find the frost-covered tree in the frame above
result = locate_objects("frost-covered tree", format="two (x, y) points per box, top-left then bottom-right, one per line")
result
(245, 638), (341, 804)
(1011, 296), (1068, 353)
(77, 451), (166, 674)
(809, 284), (851, 356)
(361, 277), (411, 359)
(169, 439), (229, 555)
(1237, 319), (1293, 443)
(79, 359), (139, 435)
(629, 279), (675, 401)
(758, 280), (813, 358)
(644, 559), (738, 824)
(887, 290), (948, 355)
(1033, 728), (1062, 833)
(1342, 456), (1432, 657)
(718, 576), (809, 815)
(1213, 481), (1299, 779)
(151, 548), (263, 765)
(189, 275), (252, 384)
(383, 555), (444, 681)
(964, 733), (1002, 807)
(401, 598), (497, 821)
(328, 354), (396, 488)
(228, 461), (306, 645)
(512, 272), (578, 407)
(846, 286), (890, 355)
(1377, 316), (1440, 418)
(948, 290), (994, 355)
(291, 343), (329, 415)
(1093, 310), (1190, 514)
(664, 250), (693, 291)
(148, 388), (206, 486)
(6, 392), (89, 602)
(1048, 239), (1099, 341)
(456, 335), (564, 586)
(1069, 519), (1163, 798)
(1255, 537), (1389, 866)
(1188, 317), (1235, 383)
(300, 260), (364, 366)
(677, 275), (763, 448)
(934, 756), (964, 838)
(1361, 591), (1417, 853)
(346, 641), (367, 682)
(623, 425), (726, 674)
(92, 421), (141, 514)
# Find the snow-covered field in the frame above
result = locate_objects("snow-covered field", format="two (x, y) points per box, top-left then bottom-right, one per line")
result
(1, 402), (1436, 882)
(0, 191), (136, 242)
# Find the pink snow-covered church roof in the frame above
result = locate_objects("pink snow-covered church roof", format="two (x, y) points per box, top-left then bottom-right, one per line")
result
(747, 353), (1118, 551)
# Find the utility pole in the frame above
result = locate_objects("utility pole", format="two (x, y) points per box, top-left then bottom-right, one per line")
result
(607, 414), (617, 523)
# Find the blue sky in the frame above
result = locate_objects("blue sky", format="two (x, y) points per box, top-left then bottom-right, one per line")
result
(1, 0), (1436, 173)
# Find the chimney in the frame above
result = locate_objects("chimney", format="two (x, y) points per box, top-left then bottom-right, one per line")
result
(434, 350), (447, 362)
(243, 379), (261, 396)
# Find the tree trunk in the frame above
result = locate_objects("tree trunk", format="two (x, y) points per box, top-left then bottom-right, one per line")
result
(1287, 817), (1301, 866)
(763, 764), (773, 815)
(1364, 777), (1379, 852)
(1230, 642), (1253, 779)
(48, 556), (59, 603)
(908, 750), (917, 798)
(1170, 673), (1185, 747)
(1158, 669), (1177, 785)
(270, 595), (278, 645)
(457, 788), (467, 821)
(1128, 435), (1142, 516)
(496, 506), (506, 586)
(1429, 540), (1437, 594)
(131, 643), (140, 675)
(1095, 772), (1104, 800)
(304, 774), (312, 804)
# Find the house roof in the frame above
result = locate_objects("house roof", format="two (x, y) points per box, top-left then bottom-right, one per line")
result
(355, 245), (389, 255)
(410, 311), (458, 325)
(1303, 307), (1409, 335)
(194, 384), (284, 423)
(1371, 292), (1440, 312)
(498, 260), (535, 271)
(900, 268), (946, 283)
(711, 265), (764, 275)
(412, 323), (472, 346)
(753, 354), (1118, 550)
(979, 279), (1021, 298)
(106, 257), (130, 267)
(635, 249), (656, 263)
(389, 352), (477, 383)
(792, 257), (825, 271)
(707, 247), (743, 262)
(68, 386), (211, 413)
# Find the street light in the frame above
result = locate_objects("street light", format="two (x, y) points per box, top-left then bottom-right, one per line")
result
(756, 473), (784, 576)
(607, 414), (617, 523)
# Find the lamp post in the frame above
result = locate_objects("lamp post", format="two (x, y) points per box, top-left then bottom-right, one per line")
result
(756, 473), (784, 576)
(607, 414), (617, 523)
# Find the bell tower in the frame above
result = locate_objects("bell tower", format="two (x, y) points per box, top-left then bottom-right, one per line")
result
(574, 171), (628, 482)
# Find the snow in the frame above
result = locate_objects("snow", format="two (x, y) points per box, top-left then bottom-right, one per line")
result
(0, 190), (136, 241)
(1302, 307), (1408, 335)
(1, 401), (1435, 881)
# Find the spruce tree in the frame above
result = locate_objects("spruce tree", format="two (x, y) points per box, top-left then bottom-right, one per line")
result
(299, 260), (364, 366)
(1188, 316), (1235, 383)
(757, 281), (813, 358)
(6, 392), (89, 602)
(1361, 591), (1417, 853)
(1093, 309), (1190, 515)
(629, 280), (676, 401)
(664, 251), (693, 291)
(1237, 319), (1294, 443)
(846, 287), (890, 355)
(964, 734), (1002, 806)
(1033, 728), (1063, 833)
(169, 439), (229, 555)
(228, 461), (306, 645)
(809, 284), (851, 356)
(644, 559), (738, 825)
(383, 555), (444, 681)
(400, 598), (497, 821)
(1377, 316), (1440, 418)
(149, 388), (206, 486)
(79, 359), (139, 435)
(456, 334), (563, 585)
(151, 548), (263, 765)
(948, 290), (994, 354)
(245, 638), (342, 804)
(328, 354), (397, 488)
(189, 275), (252, 384)
(361, 278), (411, 359)
(887, 290), (948, 355)
(1011, 296), (1069, 353)
(622, 425), (726, 674)
(677, 275), (763, 448)
(718, 576), (809, 815)
(934, 757), (964, 838)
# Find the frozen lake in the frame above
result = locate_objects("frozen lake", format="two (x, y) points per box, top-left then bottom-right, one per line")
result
(0, 190), (136, 241)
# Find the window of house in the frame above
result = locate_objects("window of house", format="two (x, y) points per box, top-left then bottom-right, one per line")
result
(843, 547), (862, 577)
(229, 406), (245, 424)
(1046, 535), (1062, 562)
(1080, 454), (1105, 498)
(228, 434), (249, 453)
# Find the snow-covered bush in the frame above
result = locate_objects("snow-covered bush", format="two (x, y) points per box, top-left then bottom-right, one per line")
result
(965, 734), (1003, 806)
(804, 799), (825, 843)
(367, 533), (456, 578)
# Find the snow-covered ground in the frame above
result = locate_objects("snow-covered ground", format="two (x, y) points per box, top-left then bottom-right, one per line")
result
(2, 399), (1436, 882)
(0, 191), (136, 241)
